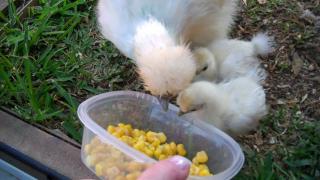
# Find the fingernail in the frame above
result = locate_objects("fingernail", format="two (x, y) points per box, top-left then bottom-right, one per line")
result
(169, 156), (191, 170)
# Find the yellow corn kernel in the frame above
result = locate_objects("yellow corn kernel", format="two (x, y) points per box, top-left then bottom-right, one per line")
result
(95, 163), (104, 176)
(148, 145), (156, 152)
(86, 154), (108, 166)
(104, 161), (119, 170)
(163, 143), (173, 155)
(131, 137), (138, 144)
(154, 146), (163, 159)
(107, 125), (116, 133)
(169, 142), (177, 154)
(132, 129), (141, 138)
(126, 171), (141, 180)
(124, 124), (132, 128)
(146, 131), (157, 143)
(106, 167), (120, 179)
(114, 175), (126, 180)
(90, 145), (108, 155)
(159, 154), (167, 160)
(177, 144), (187, 156)
(199, 169), (211, 176)
(137, 135), (146, 142)
(120, 136), (133, 145)
(144, 148), (154, 157)
(133, 141), (145, 151)
(112, 131), (123, 138)
(115, 162), (128, 172)
(126, 161), (143, 172)
(151, 139), (161, 147)
(123, 128), (130, 136)
(116, 125), (130, 136)
(190, 164), (200, 175)
(118, 123), (125, 127)
(91, 136), (101, 146)
(124, 124), (132, 131)
(95, 160), (114, 176)
(200, 164), (209, 170)
(192, 158), (199, 165)
(111, 150), (123, 159)
(84, 144), (92, 154)
(198, 164), (209, 171)
(158, 132), (167, 143)
(140, 130), (146, 136)
(194, 151), (208, 163)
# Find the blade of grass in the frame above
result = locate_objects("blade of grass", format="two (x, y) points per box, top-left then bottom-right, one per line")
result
(58, 16), (81, 40)
(7, 0), (20, 27)
(58, 0), (85, 13)
(24, 59), (40, 113)
(22, 22), (29, 57)
(0, 66), (15, 91)
(53, 81), (78, 113)
(0, 53), (13, 68)
(0, 11), (8, 21)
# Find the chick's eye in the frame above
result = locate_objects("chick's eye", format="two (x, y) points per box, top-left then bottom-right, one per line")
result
(202, 65), (208, 71)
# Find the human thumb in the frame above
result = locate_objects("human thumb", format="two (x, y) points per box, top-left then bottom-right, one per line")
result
(138, 156), (191, 180)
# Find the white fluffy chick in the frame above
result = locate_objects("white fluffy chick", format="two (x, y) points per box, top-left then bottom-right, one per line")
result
(193, 33), (273, 83)
(97, 0), (238, 99)
(177, 77), (268, 136)
(193, 47), (268, 83)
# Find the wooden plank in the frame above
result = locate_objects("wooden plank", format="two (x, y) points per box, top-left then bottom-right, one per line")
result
(0, 110), (97, 179)
(0, 0), (38, 21)
(0, 107), (81, 148)
(0, 0), (8, 11)
(17, 0), (38, 20)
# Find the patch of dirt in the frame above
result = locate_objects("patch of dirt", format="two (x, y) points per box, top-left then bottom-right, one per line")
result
(232, 0), (319, 121)
(231, 0), (320, 172)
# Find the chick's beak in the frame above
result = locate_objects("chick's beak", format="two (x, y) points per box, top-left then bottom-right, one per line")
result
(177, 104), (204, 116)
(156, 96), (169, 111)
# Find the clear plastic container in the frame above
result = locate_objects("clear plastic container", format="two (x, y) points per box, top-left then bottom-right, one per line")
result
(77, 91), (244, 180)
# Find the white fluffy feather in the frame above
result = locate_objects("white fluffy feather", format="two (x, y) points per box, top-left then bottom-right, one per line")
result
(97, 0), (238, 96)
(177, 77), (268, 136)
(193, 33), (273, 83)
(208, 32), (274, 64)
(219, 53), (267, 83)
(251, 33), (275, 56)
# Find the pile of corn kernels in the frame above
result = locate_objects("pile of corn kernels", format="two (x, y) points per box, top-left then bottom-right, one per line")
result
(84, 123), (213, 179)
(108, 123), (212, 176)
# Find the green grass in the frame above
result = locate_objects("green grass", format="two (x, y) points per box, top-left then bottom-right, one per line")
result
(0, 0), (140, 141)
(236, 107), (320, 179)
(0, 0), (319, 179)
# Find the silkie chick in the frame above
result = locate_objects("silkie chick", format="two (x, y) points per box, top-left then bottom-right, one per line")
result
(177, 77), (268, 136)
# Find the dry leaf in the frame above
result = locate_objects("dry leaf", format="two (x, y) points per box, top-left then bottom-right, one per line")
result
(257, 0), (267, 4)
(292, 52), (304, 76)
